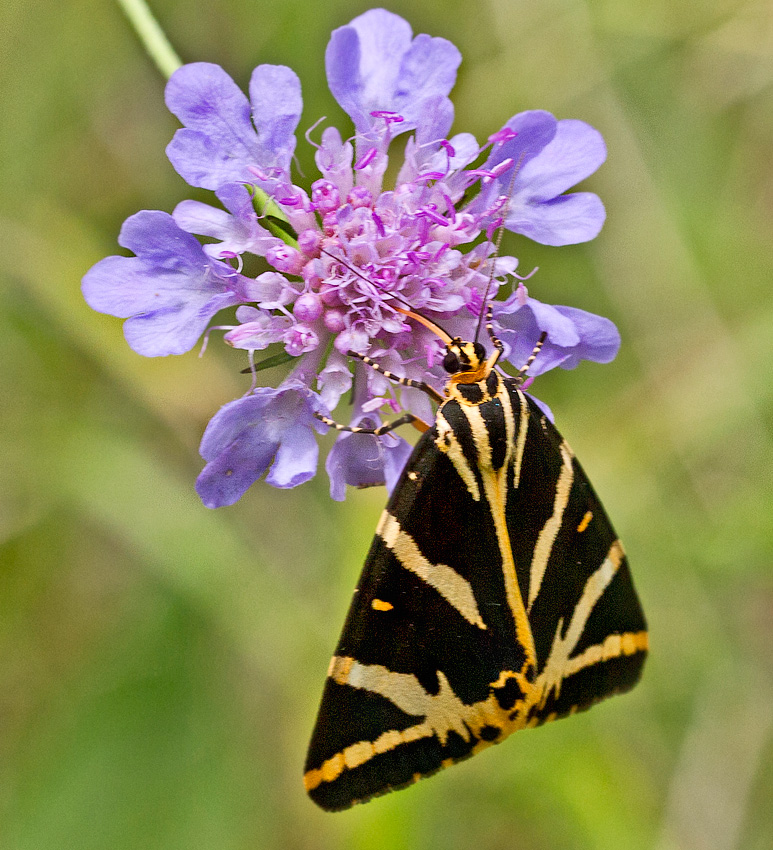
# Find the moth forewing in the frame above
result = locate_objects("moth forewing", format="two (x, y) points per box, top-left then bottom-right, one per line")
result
(304, 353), (647, 811)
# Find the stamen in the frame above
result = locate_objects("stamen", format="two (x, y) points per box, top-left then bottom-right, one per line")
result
(354, 147), (377, 170)
(420, 207), (448, 226)
(199, 324), (236, 356)
(370, 110), (405, 125)
(514, 265), (539, 281)
(371, 211), (386, 237)
(418, 170), (446, 182)
(433, 243), (449, 262)
(489, 158), (515, 178)
(247, 166), (270, 181)
(247, 165), (283, 182)
(303, 116), (327, 149)
(466, 167), (499, 180)
(218, 251), (244, 274)
(485, 217), (504, 243)
(488, 127), (519, 145)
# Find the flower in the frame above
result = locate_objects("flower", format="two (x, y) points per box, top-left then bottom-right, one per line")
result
(83, 8), (617, 506)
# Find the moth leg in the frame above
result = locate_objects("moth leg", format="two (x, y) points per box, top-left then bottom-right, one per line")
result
(315, 412), (431, 435)
(347, 350), (444, 404)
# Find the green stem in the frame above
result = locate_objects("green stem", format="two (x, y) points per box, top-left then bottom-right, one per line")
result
(115, 0), (183, 79)
(114, 0), (298, 247)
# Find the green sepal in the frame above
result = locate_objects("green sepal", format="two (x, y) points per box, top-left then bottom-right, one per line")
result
(249, 185), (299, 248)
(240, 350), (296, 374)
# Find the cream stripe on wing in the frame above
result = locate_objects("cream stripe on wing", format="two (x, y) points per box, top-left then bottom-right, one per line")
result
(538, 539), (625, 703)
(528, 440), (574, 610)
(376, 511), (487, 629)
(462, 392), (537, 670)
(479, 465), (537, 671)
(460, 403), (493, 471)
(304, 657), (525, 792)
(512, 389), (530, 489)
(435, 412), (480, 501)
(562, 630), (649, 679)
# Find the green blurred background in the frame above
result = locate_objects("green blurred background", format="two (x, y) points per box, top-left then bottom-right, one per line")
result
(2, 0), (772, 847)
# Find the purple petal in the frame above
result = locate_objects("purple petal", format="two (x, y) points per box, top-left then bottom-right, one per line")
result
(325, 26), (366, 130)
(248, 64), (301, 172)
(508, 192), (606, 246)
(467, 112), (607, 246)
(224, 308), (290, 350)
(173, 199), (233, 240)
(82, 211), (242, 356)
(551, 305), (620, 368)
(196, 382), (323, 506)
(196, 394), (279, 508)
(174, 183), (283, 258)
(315, 126), (354, 196)
(493, 291), (620, 377)
(383, 436), (414, 494)
(266, 424), (319, 488)
(466, 111), (557, 218)
(123, 290), (239, 356)
(524, 298), (580, 347)
(326, 9), (460, 137)
(526, 392), (554, 423)
(395, 34), (460, 132)
(516, 119), (606, 201)
(318, 350), (353, 411)
(326, 420), (413, 502)
(165, 63), (260, 190)
(415, 95), (455, 145)
(117, 209), (205, 268)
(494, 301), (568, 376)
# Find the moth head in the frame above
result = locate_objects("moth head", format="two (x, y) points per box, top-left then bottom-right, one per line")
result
(443, 339), (487, 375)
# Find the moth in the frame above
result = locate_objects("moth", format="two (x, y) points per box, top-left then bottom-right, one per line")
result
(304, 306), (647, 811)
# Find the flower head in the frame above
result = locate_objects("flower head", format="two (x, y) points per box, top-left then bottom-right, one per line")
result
(83, 8), (617, 506)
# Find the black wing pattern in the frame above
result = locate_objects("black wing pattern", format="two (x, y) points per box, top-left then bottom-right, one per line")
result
(304, 381), (647, 810)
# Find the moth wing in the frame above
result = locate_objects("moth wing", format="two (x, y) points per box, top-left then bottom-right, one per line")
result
(304, 387), (648, 811)
(506, 387), (647, 723)
(304, 426), (531, 810)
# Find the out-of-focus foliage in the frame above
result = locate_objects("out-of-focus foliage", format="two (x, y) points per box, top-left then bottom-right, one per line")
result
(1, 1), (772, 848)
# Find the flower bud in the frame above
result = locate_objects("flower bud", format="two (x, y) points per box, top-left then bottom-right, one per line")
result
(294, 292), (323, 322)
(266, 245), (305, 275)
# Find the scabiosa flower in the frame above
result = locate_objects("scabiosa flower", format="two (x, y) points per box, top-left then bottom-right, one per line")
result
(83, 8), (617, 507)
